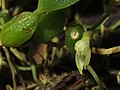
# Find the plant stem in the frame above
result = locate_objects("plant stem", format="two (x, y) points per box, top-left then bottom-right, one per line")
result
(92, 46), (120, 55)
(110, 20), (120, 31)
(35, 0), (42, 14)
(87, 0), (114, 31)
(0, 0), (6, 10)
(33, 0), (43, 16)
(86, 65), (104, 90)
(2, 46), (17, 90)
(10, 47), (27, 62)
(31, 64), (44, 89)
(15, 68), (26, 90)
(15, 64), (42, 71)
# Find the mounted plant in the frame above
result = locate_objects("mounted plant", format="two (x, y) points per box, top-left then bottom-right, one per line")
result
(0, 0), (118, 90)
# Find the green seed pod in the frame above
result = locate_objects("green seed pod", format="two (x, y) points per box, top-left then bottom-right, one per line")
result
(65, 24), (84, 54)
(0, 12), (38, 47)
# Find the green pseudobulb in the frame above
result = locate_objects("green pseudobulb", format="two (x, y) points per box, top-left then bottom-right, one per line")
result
(0, 12), (38, 47)
(65, 24), (84, 54)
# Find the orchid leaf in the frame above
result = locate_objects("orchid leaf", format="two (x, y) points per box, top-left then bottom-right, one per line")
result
(37, 0), (79, 13)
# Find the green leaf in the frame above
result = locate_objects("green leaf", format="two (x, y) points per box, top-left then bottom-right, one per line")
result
(37, 0), (79, 13)
(33, 10), (67, 43)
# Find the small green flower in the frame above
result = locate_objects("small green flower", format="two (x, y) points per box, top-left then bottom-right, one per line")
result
(74, 31), (91, 74)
